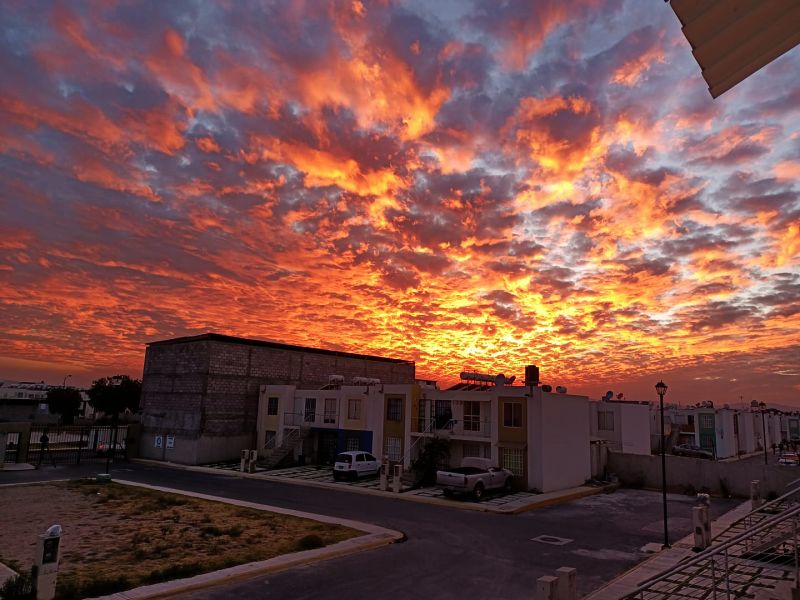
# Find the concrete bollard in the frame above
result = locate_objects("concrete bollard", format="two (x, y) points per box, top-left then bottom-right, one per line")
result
(692, 506), (711, 550)
(751, 480), (762, 510)
(240, 449), (249, 473)
(536, 575), (558, 600)
(34, 524), (62, 600)
(391, 464), (402, 493)
(555, 567), (577, 600)
(379, 461), (388, 491)
(248, 450), (258, 473)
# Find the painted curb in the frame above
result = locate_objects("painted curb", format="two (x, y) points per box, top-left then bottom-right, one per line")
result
(89, 480), (405, 600)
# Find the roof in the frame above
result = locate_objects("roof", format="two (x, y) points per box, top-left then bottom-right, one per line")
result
(668, 0), (800, 98)
(146, 333), (413, 365)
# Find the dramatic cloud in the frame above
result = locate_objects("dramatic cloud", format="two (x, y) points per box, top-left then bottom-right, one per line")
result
(1, 0), (798, 404)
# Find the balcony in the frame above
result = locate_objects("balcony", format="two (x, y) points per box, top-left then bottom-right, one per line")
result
(413, 417), (491, 439)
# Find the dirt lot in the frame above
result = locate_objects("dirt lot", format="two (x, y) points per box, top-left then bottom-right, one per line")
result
(0, 481), (361, 599)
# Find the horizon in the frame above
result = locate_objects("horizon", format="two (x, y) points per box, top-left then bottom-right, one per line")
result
(1, 1), (798, 406)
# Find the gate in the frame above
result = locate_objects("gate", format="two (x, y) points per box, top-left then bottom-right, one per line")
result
(27, 425), (128, 466)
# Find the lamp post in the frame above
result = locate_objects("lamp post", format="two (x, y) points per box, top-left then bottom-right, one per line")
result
(62, 374), (72, 388)
(656, 380), (670, 549)
(750, 400), (769, 465)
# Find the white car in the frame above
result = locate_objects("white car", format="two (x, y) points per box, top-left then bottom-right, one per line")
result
(778, 453), (799, 467)
(333, 451), (379, 480)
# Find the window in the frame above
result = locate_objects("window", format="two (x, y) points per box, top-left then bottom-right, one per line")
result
(462, 442), (482, 458)
(356, 453), (366, 462)
(385, 437), (401, 461)
(687, 415), (695, 427)
(324, 398), (336, 424)
(267, 397), (279, 416)
(387, 398), (403, 422)
(503, 402), (522, 428)
(348, 398), (361, 420)
(304, 398), (316, 423)
(502, 447), (524, 477)
(264, 430), (277, 449)
(346, 437), (360, 451)
(597, 411), (614, 431)
(435, 400), (453, 429)
(463, 401), (481, 431)
(699, 414), (714, 429)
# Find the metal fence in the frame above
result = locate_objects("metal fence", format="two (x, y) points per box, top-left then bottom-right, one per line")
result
(21, 425), (128, 466)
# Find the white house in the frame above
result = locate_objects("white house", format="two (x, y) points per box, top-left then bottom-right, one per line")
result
(589, 399), (650, 455)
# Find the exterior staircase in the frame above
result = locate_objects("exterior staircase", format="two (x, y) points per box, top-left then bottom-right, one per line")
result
(258, 426), (310, 469)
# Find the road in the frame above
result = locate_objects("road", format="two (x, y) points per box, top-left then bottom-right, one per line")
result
(0, 462), (740, 598)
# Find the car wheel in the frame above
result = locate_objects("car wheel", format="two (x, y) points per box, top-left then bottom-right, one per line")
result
(473, 483), (485, 501)
(443, 489), (454, 498)
(350, 471), (358, 481)
(333, 472), (341, 481)
(503, 478), (513, 494)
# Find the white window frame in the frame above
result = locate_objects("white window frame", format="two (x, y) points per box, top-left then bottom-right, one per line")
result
(348, 398), (361, 420)
(503, 402), (522, 428)
(502, 447), (524, 477)
(385, 437), (401, 462)
(267, 397), (279, 416)
(324, 398), (337, 424)
(597, 411), (614, 431)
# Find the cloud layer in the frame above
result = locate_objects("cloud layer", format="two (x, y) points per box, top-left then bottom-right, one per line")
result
(1, 1), (798, 403)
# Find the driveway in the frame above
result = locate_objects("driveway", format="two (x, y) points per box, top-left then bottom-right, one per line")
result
(0, 462), (740, 598)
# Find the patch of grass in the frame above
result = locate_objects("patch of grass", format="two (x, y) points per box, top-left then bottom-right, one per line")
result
(143, 562), (204, 584)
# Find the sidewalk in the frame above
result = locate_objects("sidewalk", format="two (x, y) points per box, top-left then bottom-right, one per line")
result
(91, 479), (405, 600)
(584, 500), (753, 599)
(132, 459), (610, 514)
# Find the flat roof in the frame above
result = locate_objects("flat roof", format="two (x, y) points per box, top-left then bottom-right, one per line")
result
(147, 333), (413, 365)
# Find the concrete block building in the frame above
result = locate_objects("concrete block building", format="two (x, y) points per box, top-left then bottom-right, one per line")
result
(140, 333), (415, 464)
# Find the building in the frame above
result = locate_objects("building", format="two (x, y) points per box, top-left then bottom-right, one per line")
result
(0, 381), (57, 423)
(140, 333), (415, 464)
(589, 398), (650, 455)
(257, 371), (593, 493)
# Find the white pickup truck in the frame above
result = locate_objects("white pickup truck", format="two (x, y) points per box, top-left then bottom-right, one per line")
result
(435, 457), (514, 500)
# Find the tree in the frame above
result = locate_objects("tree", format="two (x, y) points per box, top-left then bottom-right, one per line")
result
(46, 387), (82, 424)
(87, 375), (142, 420)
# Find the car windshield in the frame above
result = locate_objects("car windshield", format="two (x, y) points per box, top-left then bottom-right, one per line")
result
(336, 454), (352, 464)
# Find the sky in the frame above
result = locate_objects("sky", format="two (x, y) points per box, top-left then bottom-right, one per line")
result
(0, 1), (798, 405)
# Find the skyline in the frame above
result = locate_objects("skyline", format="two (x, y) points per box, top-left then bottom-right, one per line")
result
(1, 1), (798, 404)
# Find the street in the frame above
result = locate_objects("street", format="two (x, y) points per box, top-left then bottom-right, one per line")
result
(0, 462), (740, 598)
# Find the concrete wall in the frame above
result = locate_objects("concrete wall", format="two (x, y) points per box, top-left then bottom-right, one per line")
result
(620, 404), (651, 455)
(608, 451), (800, 498)
(141, 337), (415, 464)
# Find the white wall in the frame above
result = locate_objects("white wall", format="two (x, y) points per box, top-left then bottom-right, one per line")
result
(619, 403), (651, 455)
(535, 392), (591, 493)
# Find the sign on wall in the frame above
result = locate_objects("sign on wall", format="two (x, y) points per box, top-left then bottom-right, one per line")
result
(166, 435), (175, 449)
(155, 435), (163, 449)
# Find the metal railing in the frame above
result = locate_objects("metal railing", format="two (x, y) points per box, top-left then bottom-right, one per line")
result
(624, 485), (800, 599)
(414, 417), (491, 438)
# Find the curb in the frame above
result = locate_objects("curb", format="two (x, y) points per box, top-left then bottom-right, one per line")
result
(91, 480), (405, 599)
(130, 459), (604, 514)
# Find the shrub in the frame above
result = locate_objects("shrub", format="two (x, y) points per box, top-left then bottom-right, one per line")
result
(144, 562), (203, 584)
(0, 569), (35, 600)
(296, 535), (324, 551)
(410, 438), (451, 486)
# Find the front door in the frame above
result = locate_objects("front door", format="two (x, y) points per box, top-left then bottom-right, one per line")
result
(319, 432), (337, 465)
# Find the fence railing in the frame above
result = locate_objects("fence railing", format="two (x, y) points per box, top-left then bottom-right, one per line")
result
(6, 425), (129, 466)
(624, 484), (800, 599)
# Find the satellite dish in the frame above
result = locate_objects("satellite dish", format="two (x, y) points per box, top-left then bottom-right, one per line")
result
(495, 374), (507, 387)
(604, 391), (613, 401)
(542, 384), (552, 392)
(556, 385), (567, 394)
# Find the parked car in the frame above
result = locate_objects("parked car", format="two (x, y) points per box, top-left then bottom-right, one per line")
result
(96, 441), (125, 457)
(778, 453), (799, 467)
(671, 444), (714, 459)
(435, 457), (513, 501)
(332, 451), (379, 480)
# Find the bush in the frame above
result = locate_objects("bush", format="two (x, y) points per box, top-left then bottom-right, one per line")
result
(296, 535), (324, 551)
(0, 569), (35, 600)
(144, 563), (203, 584)
(410, 438), (450, 486)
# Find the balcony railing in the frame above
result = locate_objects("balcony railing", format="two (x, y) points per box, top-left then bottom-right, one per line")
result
(283, 411), (339, 427)
(414, 417), (491, 438)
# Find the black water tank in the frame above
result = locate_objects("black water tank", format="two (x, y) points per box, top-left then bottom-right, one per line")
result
(525, 364), (540, 385)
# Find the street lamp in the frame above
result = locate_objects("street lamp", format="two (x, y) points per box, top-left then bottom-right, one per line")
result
(62, 374), (72, 388)
(752, 401), (768, 465)
(656, 380), (670, 549)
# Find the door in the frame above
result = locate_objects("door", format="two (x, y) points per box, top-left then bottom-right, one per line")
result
(319, 432), (337, 465)
(355, 453), (367, 476)
(364, 452), (378, 475)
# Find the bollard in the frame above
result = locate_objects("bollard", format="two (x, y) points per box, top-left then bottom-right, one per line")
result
(536, 575), (558, 600)
(379, 461), (388, 491)
(751, 480), (762, 510)
(392, 464), (402, 493)
(240, 449), (249, 473)
(34, 524), (62, 600)
(248, 450), (258, 473)
(555, 567), (577, 600)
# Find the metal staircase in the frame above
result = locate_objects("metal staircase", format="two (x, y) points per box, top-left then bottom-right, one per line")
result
(624, 484), (800, 599)
(258, 425), (310, 469)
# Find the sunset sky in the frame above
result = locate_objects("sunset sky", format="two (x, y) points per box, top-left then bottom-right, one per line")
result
(1, 1), (798, 404)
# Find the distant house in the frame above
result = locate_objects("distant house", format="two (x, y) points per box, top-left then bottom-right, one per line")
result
(589, 399), (650, 455)
(0, 381), (57, 423)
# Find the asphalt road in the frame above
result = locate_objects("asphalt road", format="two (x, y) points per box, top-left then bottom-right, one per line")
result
(0, 462), (740, 599)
